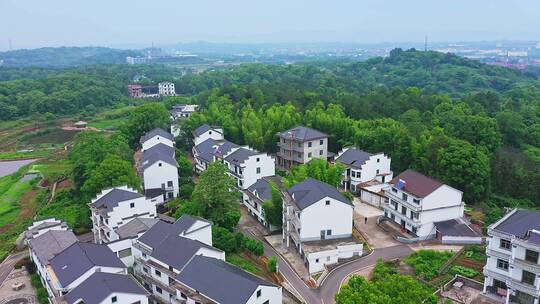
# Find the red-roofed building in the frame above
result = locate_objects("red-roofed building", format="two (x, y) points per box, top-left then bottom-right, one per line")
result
(383, 169), (465, 240)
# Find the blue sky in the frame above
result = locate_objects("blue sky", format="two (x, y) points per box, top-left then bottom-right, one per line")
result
(0, 0), (539, 50)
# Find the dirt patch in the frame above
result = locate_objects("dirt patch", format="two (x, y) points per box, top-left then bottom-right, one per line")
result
(26, 129), (80, 144)
(18, 190), (40, 219)
(56, 179), (72, 190)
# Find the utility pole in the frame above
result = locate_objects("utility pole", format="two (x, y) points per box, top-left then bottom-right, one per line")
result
(424, 36), (428, 52)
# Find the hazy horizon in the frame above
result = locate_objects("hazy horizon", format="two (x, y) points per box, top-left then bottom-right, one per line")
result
(1, 0), (539, 51)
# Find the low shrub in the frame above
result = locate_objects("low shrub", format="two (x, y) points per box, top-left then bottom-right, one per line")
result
(405, 250), (453, 280)
(267, 256), (278, 273)
(451, 265), (479, 278)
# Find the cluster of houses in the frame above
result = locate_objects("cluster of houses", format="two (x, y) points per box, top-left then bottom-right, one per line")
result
(128, 81), (176, 99)
(27, 126), (282, 304)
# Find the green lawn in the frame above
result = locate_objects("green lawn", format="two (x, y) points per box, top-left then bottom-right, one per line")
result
(226, 254), (262, 275)
(0, 177), (34, 226)
(0, 149), (56, 160)
(32, 159), (72, 180)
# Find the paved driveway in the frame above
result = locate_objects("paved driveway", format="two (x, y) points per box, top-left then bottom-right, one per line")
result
(353, 199), (400, 249)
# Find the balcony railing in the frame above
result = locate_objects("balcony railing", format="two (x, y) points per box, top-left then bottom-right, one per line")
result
(486, 247), (512, 260)
(385, 192), (422, 212)
(507, 277), (540, 297)
(277, 141), (304, 153)
(512, 257), (540, 274)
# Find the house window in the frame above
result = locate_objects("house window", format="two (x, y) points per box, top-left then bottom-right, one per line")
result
(209, 131), (212, 135)
(158, 163), (162, 167)
(112, 296), (117, 303)
(325, 200), (330, 206)
(392, 187), (398, 193)
(500, 239), (511, 250)
(351, 171), (356, 178)
(297, 143), (301, 148)
(167, 181), (173, 187)
(413, 198), (420, 204)
(376, 169), (379, 174)
(154, 269), (161, 277)
(402, 193), (408, 201)
(377, 158), (380, 163)
(493, 279), (507, 290)
(308, 152), (312, 158)
(315, 258), (319, 263)
(180, 292), (187, 299)
(155, 286), (162, 294)
(130, 202), (135, 208)
(143, 267), (149, 273)
(308, 142), (312, 147)
(256, 157), (260, 162)
(142, 253), (147, 258)
(319, 150), (323, 156)
(401, 206), (407, 215)
(496, 259), (509, 271)
(525, 249), (539, 264)
(257, 290), (261, 298)
(256, 167), (261, 174)
(327, 229), (332, 235)
(327, 256), (331, 262)
(320, 139), (324, 145)
(522, 270), (536, 285)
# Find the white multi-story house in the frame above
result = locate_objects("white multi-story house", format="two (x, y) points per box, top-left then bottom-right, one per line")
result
(383, 169), (467, 240)
(276, 126), (329, 170)
(89, 186), (157, 244)
(132, 214), (282, 303)
(483, 209), (540, 304)
(192, 124), (224, 146)
(27, 229), (78, 296)
(335, 147), (393, 192)
(170, 104), (199, 137)
(223, 147), (275, 189)
(158, 81), (176, 96)
(140, 142), (179, 202)
(47, 242), (132, 299)
(242, 177), (281, 232)
(283, 178), (362, 274)
(192, 138), (237, 172)
(140, 128), (175, 151)
(25, 217), (69, 242)
(62, 272), (150, 304)
(26, 220), (149, 304)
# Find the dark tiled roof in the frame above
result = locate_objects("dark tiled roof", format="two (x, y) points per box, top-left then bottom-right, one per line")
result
(193, 124), (222, 137)
(435, 219), (480, 237)
(336, 148), (372, 169)
(174, 214), (211, 234)
(64, 272), (147, 304)
(287, 178), (351, 210)
(143, 143), (174, 158)
(50, 242), (125, 287)
(247, 179), (273, 201)
(140, 149), (178, 170)
(217, 140), (239, 156)
(28, 230), (77, 265)
(493, 209), (540, 238)
(279, 126), (328, 141)
(176, 255), (276, 304)
(91, 188), (143, 211)
(194, 138), (217, 162)
(390, 169), (443, 198)
(144, 188), (164, 199)
(137, 220), (219, 270)
(116, 218), (160, 239)
(140, 128), (174, 143)
(25, 220), (68, 239)
(224, 147), (257, 165)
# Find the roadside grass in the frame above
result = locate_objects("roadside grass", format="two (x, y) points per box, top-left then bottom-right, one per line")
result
(0, 149), (55, 160)
(88, 119), (125, 130)
(226, 253), (262, 275)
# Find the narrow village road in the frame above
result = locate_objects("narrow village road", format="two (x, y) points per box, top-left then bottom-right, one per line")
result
(0, 251), (28, 286)
(243, 228), (412, 304)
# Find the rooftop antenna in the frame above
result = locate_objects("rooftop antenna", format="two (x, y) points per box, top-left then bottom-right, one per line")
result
(424, 36), (428, 52)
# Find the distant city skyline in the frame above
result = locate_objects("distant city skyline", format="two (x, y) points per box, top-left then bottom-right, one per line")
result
(1, 0), (539, 51)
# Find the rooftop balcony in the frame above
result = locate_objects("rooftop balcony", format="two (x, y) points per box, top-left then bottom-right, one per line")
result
(385, 192), (422, 212)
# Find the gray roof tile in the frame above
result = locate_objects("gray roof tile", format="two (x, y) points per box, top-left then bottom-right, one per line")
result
(224, 147), (257, 165)
(288, 178), (351, 210)
(64, 272), (147, 304)
(279, 126), (328, 141)
(493, 209), (540, 238)
(50, 242), (125, 287)
(176, 255), (276, 304)
(336, 148), (372, 169)
(116, 218), (160, 239)
(247, 179), (273, 201)
(28, 230), (77, 265)
(140, 128), (174, 143)
(90, 188), (143, 211)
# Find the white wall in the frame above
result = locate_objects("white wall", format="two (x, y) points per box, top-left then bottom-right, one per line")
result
(64, 266), (126, 291)
(193, 128), (224, 146)
(299, 198), (353, 242)
(357, 153), (392, 183)
(301, 138), (327, 163)
(103, 197), (157, 242)
(142, 136), (174, 151)
(143, 161), (179, 198)
(423, 185), (463, 211)
(245, 285), (283, 304)
(99, 292), (148, 304)
(181, 222), (213, 246)
(107, 238), (136, 267)
(239, 154), (275, 189)
(305, 244), (363, 274)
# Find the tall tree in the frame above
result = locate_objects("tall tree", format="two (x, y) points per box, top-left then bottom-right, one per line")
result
(121, 103), (171, 148)
(262, 181), (283, 227)
(81, 155), (140, 200)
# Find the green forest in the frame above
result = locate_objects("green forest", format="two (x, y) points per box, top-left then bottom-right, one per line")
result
(1, 48), (539, 219)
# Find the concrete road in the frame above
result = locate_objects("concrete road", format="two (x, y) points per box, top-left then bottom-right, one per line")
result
(243, 227), (412, 304)
(0, 251), (28, 286)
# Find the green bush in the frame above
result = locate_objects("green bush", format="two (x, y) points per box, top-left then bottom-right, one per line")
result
(451, 265), (479, 278)
(405, 250), (453, 280)
(212, 226), (264, 256)
(31, 273), (49, 304)
(268, 256), (278, 273)
(243, 237), (264, 256)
